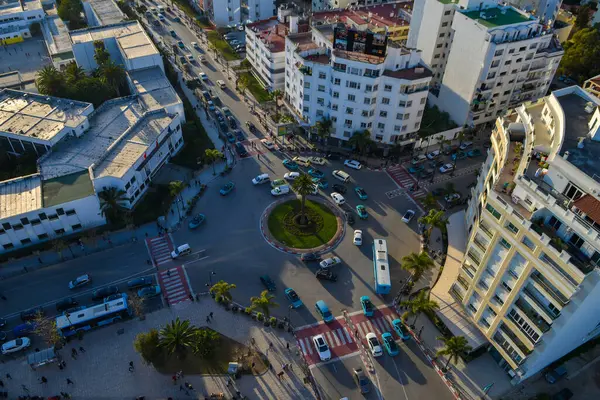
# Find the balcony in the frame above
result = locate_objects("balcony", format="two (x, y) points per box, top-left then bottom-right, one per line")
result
(450, 283), (465, 303)
(479, 222), (495, 239)
(515, 297), (550, 333)
(473, 236), (489, 254)
(522, 288), (557, 321)
(530, 272), (569, 306)
(500, 323), (532, 356)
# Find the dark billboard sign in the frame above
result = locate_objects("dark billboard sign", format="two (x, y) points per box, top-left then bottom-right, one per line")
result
(333, 27), (387, 57)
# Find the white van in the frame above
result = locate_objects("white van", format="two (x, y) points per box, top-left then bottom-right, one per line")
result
(293, 156), (311, 167)
(217, 80), (226, 89)
(171, 243), (191, 259)
(271, 185), (290, 196)
(252, 173), (270, 185)
(332, 170), (350, 183)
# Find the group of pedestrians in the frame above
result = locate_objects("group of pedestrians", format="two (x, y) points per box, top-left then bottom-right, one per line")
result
(205, 311), (214, 324)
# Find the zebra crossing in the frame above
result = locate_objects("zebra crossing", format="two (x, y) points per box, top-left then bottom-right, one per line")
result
(386, 165), (427, 199)
(145, 235), (174, 267)
(157, 266), (192, 306)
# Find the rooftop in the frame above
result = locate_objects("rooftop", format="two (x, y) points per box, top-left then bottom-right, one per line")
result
(42, 169), (95, 207)
(128, 67), (181, 111)
(85, 0), (124, 26)
(312, 3), (411, 32)
(383, 66), (433, 81)
(0, 89), (92, 142)
(288, 32), (319, 52)
(334, 49), (386, 65)
(247, 18), (288, 53)
(0, 0), (23, 17)
(462, 7), (532, 28)
(46, 15), (73, 55)
(0, 174), (41, 219)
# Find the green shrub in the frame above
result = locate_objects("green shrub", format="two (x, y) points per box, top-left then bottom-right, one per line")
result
(269, 317), (277, 327)
(256, 312), (264, 321)
(245, 307), (252, 315)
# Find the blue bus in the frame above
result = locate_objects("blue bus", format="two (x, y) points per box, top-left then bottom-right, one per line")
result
(373, 239), (391, 295)
(56, 293), (131, 337)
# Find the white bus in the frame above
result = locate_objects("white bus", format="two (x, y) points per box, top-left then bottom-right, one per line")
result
(373, 239), (391, 295)
(56, 294), (131, 337)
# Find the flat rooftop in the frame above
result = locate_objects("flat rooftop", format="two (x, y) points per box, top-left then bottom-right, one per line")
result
(85, 0), (124, 26)
(247, 18), (288, 53)
(288, 32), (319, 52)
(462, 7), (532, 28)
(556, 93), (600, 182)
(0, 174), (41, 219)
(42, 169), (95, 207)
(129, 67), (181, 111)
(0, 89), (92, 142)
(46, 15), (73, 55)
(0, 0), (23, 17)
(312, 3), (411, 30)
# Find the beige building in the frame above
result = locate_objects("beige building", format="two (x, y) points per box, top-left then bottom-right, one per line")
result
(452, 85), (600, 383)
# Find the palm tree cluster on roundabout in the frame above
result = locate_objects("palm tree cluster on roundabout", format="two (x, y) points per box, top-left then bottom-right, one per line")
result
(291, 173), (317, 225)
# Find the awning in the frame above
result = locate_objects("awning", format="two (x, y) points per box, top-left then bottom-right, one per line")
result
(27, 347), (58, 368)
(573, 195), (600, 225)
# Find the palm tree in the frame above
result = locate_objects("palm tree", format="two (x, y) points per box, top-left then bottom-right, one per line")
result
(98, 187), (128, 224)
(315, 117), (332, 150)
(348, 130), (375, 160)
(65, 61), (86, 86)
(418, 209), (448, 239)
(100, 61), (126, 96)
(209, 280), (236, 302)
(270, 89), (283, 108)
(250, 290), (279, 318)
(401, 252), (435, 283)
(168, 180), (186, 218)
(208, 42), (217, 57)
(422, 193), (437, 210)
(451, 131), (465, 176)
(36, 65), (66, 97)
(159, 318), (199, 358)
(400, 290), (439, 326)
(292, 173), (316, 224)
(204, 149), (223, 174)
(436, 336), (472, 370)
(236, 73), (249, 95)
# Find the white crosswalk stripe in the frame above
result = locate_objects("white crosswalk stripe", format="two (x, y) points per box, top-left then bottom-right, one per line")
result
(325, 331), (334, 347)
(331, 330), (341, 347)
(299, 339), (306, 355)
(343, 327), (353, 343)
(337, 329), (346, 345)
(356, 322), (366, 337)
(305, 338), (313, 355)
(149, 237), (173, 266)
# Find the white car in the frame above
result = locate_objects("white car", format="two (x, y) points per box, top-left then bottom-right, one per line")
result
(402, 210), (415, 223)
(344, 159), (362, 170)
(69, 274), (92, 289)
(186, 54), (194, 62)
(439, 163), (455, 174)
(309, 156), (326, 166)
(252, 173), (270, 185)
(445, 193), (461, 203)
(284, 172), (300, 181)
(459, 141), (473, 150)
(319, 256), (342, 269)
(271, 185), (290, 196)
(261, 139), (275, 150)
(426, 150), (440, 160)
(1, 337), (31, 355)
(330, 192), (345, 205)
(198, 72), (208, 81)
(312, 334), (331, 361)
(191, 41), (200, 50)
(366, 332), (383, 357)
(353, 230), (363, 246)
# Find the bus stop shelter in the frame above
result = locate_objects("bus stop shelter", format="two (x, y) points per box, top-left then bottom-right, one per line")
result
(27, 347), (59, 369)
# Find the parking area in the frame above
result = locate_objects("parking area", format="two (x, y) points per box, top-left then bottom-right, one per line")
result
(0, 39), (51, 81)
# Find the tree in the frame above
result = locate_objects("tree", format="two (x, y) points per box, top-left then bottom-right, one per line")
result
(204, 149), (224, 174)
(36, 65), (67, 97)
(99, 60), (127, 96)
(250, 290), (279, 318)
(209, 280), (236, 302)
(65, 61), (86, 86)
(418, 209), (448, 240)
(575, 5), (592, 31)
(400, 290), (439, 326)
(401, 252), (435, 283)
(291, 173), (315, 224)
(51, 239), (68, 261)
(134, 329), (162, 365)
(236, 73), (249, 95)
(94, 42), (111, 66)
(57, 0), (84, 29)
(269, 89), (283, 108)
(33, 312), (62, 347)
(422, 193), (438, 210)
(159, 318), (199, 358)
(315, 117), (333, 149)
(98, 187), (128, 224)
(193, 328), (221, 358)
(71, 76), (115, 107)
(436, 336), (472, 370)
(559, 27), (600, 82)
(348, 130), (375, 160)
(128, 295), (146, 319)
(168, 180), (186, 218)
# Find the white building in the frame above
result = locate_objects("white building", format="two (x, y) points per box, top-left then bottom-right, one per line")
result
(285, 24), (431, 146)
(0, 0), (45, 44)
(42, 15), (75, 70)
(311, 0), (393, 12)
(199, 0), (275, 27)
(82, 0), (125, 27)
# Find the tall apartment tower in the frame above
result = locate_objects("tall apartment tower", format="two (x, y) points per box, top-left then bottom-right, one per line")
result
(452, 86), (600, 383)
(202, 0), (275, 27)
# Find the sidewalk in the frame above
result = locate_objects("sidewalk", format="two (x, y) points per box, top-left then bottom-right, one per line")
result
(0, 299), (317, 400)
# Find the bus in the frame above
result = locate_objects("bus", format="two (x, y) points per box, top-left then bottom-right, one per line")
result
(56, 293), (131, 337)
(373, 239), (391, 295)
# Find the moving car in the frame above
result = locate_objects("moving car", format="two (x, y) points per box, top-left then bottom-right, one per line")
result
(1, 337), (31, 355)
(177, 41), (185, 49)
(392, 319), (411, 340)
(171, 243), (191, 259)
(285, 288), (303, 308)
(198, 72), (208, 81)
(360, 295), (374, 316)
(426, 150), (440, 160)
(409, 164), (425, 174)
(459, 141), (473, 150)
(226, 132), (236, 143)
(451, 151), (467, 161)
(186, 54), (194, 62)
(261, 139), (275, 150)
(308, 168), (325, 179)
(138, 285), (162, 299)
(271, 185), (290, 196)
(344, 159), (362, 170)
(233, 129), (244, 141)
(332, 184), (347, 194)
(235, 142), (247, 157)
(282, 159), (299, 170)
(382, 332), (400, 356)
(353, 368), (370, 394)
(402, 210), (415, 223)
(217, 80), (226, 89)
(353, 229), (363, 246)
(439, 163), (455, 174)
(319, 256), (342, 269)
(312, 177), (328, 189)
(356, 205), (368, 219)
(312, 334), (331, 361)
(346, 212), (355, 225)
(69, 274), (92, 289)
(271, 179), (286, 188)
(127, 277), (154, 290)
(309, 156), (326, 165)
(252, 173), (270, 185)
(246, 121), (257, 133)
(355, 187), (367, 200)
(170, 30), (177, 37)
(55, 298), (78, 312)
(284, 172), (300, 181)
(220, 181), (235, 195)
(20, 307), (44, 321)
(315, 300), (334, 323)
(467, 148), (482, 157)
(331, 192), (345, 205)
(366, 332), (383, 357)
(301, 252), (321, 263)
(188, 213), (206, 229)
(191, 42), (200, 50)
(92, 286), (119, 301)
(260, 275), (276, 291)
(445, 193), (461, 203)
(315, 268), (338, 281)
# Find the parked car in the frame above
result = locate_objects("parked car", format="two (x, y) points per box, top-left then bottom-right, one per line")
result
(301, 252), (321, 263)
(308, 168), (325, 179)
(344, 159), (362, 170)
(127, 277), (154, 290)
(227, 116), (236, 129)
(412, 154), (427, 164)
(188, 214), (206, 229)
(271, 185), (290, 196)
(198, 71), (208, 81)
(20, 307), (44, 321)
(445, 193), (461, 203)
(226, 132), (236, 143)
(312, 334), (331, 361)
(346, 212), (355, 225)
(220, 181), (235, 195)
(356, 205), (368, 219)
(467, 148), (482, 157)
(452, 151), (467, 161)
(271, 179), (286, 188)
(170, 30), (177, 37)
(1, 337), (31, 355)
(138, 285), (162, 299)
(284, 172), (300, 181)
(312, 177), (328, 189)
(309, 156), (326, 165)
(92, 286), (119, 301)
(439, 163), (455, 174)
(332, 183), (347, 194)
(353, 367), (370, 394)
(285, 288), (303, 308)
(459, 141), (473, 150)
(319, 256), (342, 269)
(418, 169), (434, 179)
(331, 192), (345, 205)
(360, 295), (374, 316)
(366, 332), (383, 357)
(235, 142), (247, 157)
(355, 187), (368, 200)
(353, 229), (363, 246)
(382, 332), (400, 356)
(315, 268), (337, 281)
(402, 210), (415, 223)
(233, 129), (244, 141)
(409, 164), (425, 174)
(55, 298), (78, 312)
(392, 318), (411, 340)
(282, 159), (299, 170)
(69, 274), (92, 289)
(545, 365), (568, 384)
(426, 150), (440, 160)
(260, 275), (276, 291)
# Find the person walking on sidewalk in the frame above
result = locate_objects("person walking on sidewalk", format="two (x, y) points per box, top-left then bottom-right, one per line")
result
(129, 361), (135, 372)
(79, 346), (86, 353)
(209, 312), (214, 320)
(66, 378), (74, 385)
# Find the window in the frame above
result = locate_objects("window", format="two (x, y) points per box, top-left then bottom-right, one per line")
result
(318, 85), (325, 92)
(2, 243), (14, 250)
(332, 104), (338, 111)
(333, 91), (339, 98)
(506, 222), (519, 235)
(486, 203), (501, 220)
(303, 106), (309, 113)
(361, 110), (369, 117)
(381, 97), (390, 105)
(55, 228), (65, 235)
(417, 110), (423, 117)
(414, 122), (420, 129)
(20, 217), (29, 225)
(404, 113), (410, 119)
(21, 238), (32, 245)
(333, 78), (341, 85)
(304, 82), (310, 88)
(56, 208), (65, 215)
(13, 224), (23, 231)
(379, 111), (387, 117)
(38, 233), (48, 240)
(37, 213), (46, 221)
(346, 107), (354, 115)
(529, 43), (538, 49)
(347, 94), (356, 102)
(444, 10), (451, 15)
(508, 49), (515, 54)
(439, 33), (445, 38)
(494, 49), (504, 57)
(319, 72), (326, 79)
(421, 97), (426, 105)
(30, 219), (41, 226)
(344, 119), (353, 127)
(394, 125), (401, 132)
(402, 126), (407, 132)
(547, 216), (562, 230)
(396, 113), (404, 120)
(384, 84), (392, 92)
(499, 238), (512, 249)
(377, 123), (385, 129)
(406, 101), (412, 107)
(303, 94), (310, 101)
(364, 98), (371, 105)
(72, 224), (82, 230)
(398, 100), (406, 107)
(360, 122), (367, 128)
(317, 98), (324, 106)
(347, 81), (359, 89)
(365, 84), (373, 92)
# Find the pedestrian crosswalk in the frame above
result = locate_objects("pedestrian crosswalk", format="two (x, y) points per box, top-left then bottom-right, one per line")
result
(354, 315), (397, 338)
(386, 165), (427, 199)
(298, 326), (355, 357)
(146, 236), (173, 266)
(158, 267), (191, 306)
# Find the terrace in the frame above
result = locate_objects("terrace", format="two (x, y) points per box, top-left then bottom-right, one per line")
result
(462, 7), (532, 29)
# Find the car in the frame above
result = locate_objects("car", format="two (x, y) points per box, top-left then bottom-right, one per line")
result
(325, 151), (343, 160)
(20, 307), (44, 321)
(312, 335), (331, 361)
(445, 193), (461, 203)
(346, 212), (355, 225)
(260, 275), (276, 291)
(382, 332), (400, 356)
(392, 318), (411, 340)
(409, 164), (425, 174)
(233, 129), (244, 141)
(353, 368), (370, 394)
(442, 144), (459, 155)
(1, 337), (31, 355)
(467, 148), (482, 157)
(545, 365), (568, 384)
(439, 163), (455, 174)
(214, 110), (224, 122)
(315, 268), (338, 281)
(412, 154), (427, 164)
(431, 187), (445, 197)
(319, 256), (342, 269)
(360, 295), (374, 316)
(235, 47), (245, 53)
(429, 159), (445, 168)
(188, 213), (206, 229)
(418, 169), (434, 179)
(271, 179), (286, 188)
(0, 318), (5, 328)
(284, 172), (300, 181)
(198, 72), (208, 81)
(261, 139), (275, 150)
(220, 107), (232, 117)
(227, 116), (237, 128)
(301, 252), (321, 262)
(309, 156), (326, 165)
(353, 229), (363, 246)
(219, 121), (229, 133)
(285, 288), (303, 308)
(356, 204), (368, 219)
(427, 150), (440, 160)
(366, 332), (383, 357)
(552, 388), (573, 400)
(308, 168), (325, 179)
(92, 286), (119, 301)
(137, 285), (161, 299)
(217, 79), (226, 89)
(235, 142), (247, 157)
(104, 293), (122, 302)
(127, 277), (154, 290)
(332, 183), (347, 194)
(170, 30), (177, 37)
(69, 274), (92, 289)
(226, 132), (236, 143)
(402, 210), (415, 223)
(55, 297), (78, 312)
(177, 41), (185, 48)
(186, 54), (194, 62)
(220, 181), (235, 195)
(246, 121), (257, 132)
(271, 185), (290, 196)
(282, 159), (299, 170)
(355, 186), (367, 200)
(344, 159), (362, 170)
(312, 177), (328, 189)
(331, 192), (345, 205)
(451, 151), (467, 161)
(459, 141), (473, 150)
(191, 41), (199, 49)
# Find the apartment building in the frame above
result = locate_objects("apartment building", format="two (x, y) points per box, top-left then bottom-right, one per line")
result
(583, 74), (600, 98)
(312, 0), (397, 11)
(0, 0), (45, 44)
(199, 0), (275, 27)
(285, 24), (431, 146)
(452, 86), (600, 382)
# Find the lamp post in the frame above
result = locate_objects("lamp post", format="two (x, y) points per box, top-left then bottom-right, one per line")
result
(205, 270), (216, 289)
(288, 305), (294, 330)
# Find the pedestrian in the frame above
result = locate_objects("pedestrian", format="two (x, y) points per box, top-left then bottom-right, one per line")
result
(286, 342), (290, 350)
(129, 361), (135, 372)
(189, 294), (194, 302)
(167, 269), (171, 277)
(6, 373), (11, 379)
(251, 362), (256, 370)
(179, 385), (185, 391)
(172, 375), (177, 384)
(257, 153), (260, 160)
(22, 384), (29, 392)
(38, 257), (43, 264)
(79, 346), (85, 353)
(66, 378), (74, 385)
(0, 294), (6, 301)
(178, 370), (184, 379)
(61, 360), (67, 368)
(71, 348), (78, 357)
(209, 311), (214, 319)
(40, 376), (48, 384)
(206, 316), (211, 324)
(289, 363), (293, 372)
(59, 363), (64, 370)
(268, 342), (273, 350)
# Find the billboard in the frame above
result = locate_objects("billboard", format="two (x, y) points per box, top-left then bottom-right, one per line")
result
(333, 27), (388, 57)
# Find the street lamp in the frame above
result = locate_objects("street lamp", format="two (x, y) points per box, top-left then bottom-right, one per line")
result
(288, 305), (294, 331)
(205, 270), (216, 288)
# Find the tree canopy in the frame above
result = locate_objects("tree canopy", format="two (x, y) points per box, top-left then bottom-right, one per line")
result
(57, 0), (86, 29)
(559, 27), (600, 83)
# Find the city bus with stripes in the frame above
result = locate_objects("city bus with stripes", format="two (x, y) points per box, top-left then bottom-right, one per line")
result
(373, 239), (391, 294)
(55, 293), (131, 337)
